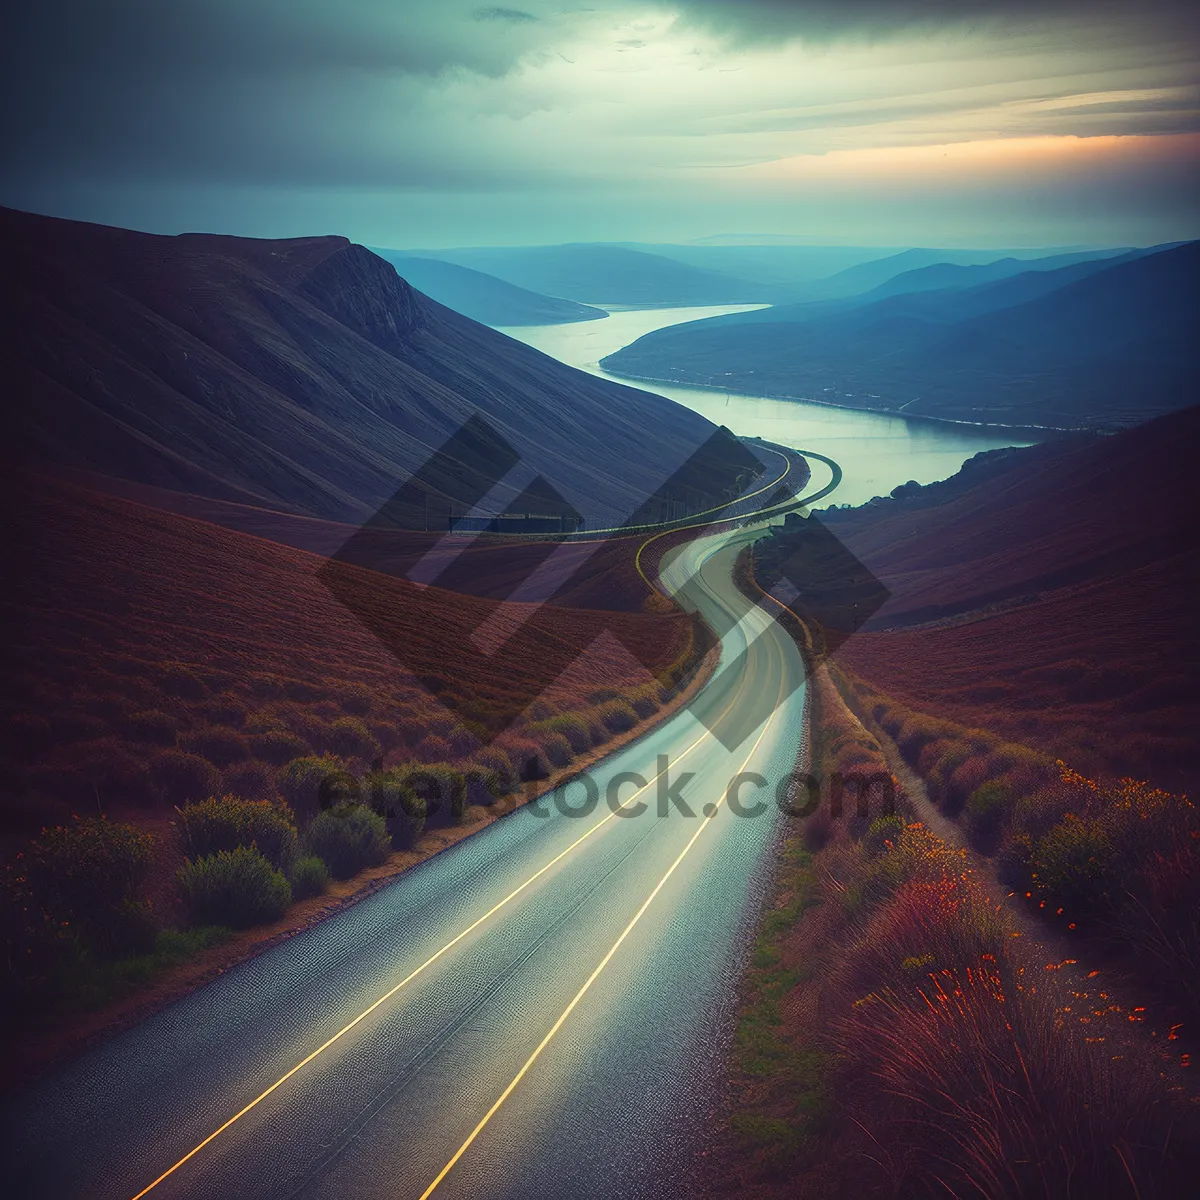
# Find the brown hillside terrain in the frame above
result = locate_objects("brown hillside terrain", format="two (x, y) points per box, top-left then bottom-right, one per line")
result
(818, 405), (1199, 787)
(0, 469), (699, 844)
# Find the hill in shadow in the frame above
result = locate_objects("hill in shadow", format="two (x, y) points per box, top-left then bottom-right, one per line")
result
(602, 242), (1197, 429)
(0, 207), (757, 525)
(795, 405), (1200, 787)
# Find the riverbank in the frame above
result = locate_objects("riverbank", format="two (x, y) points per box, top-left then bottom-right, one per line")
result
(501, 305), (1037, 509)
(601, 363), (1062, 439)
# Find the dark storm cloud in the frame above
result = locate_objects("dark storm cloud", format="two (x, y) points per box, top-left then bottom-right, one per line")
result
(673, 0), (1199, 42)
(2, 0), (1196, 221)
(0, 1), (554, 187)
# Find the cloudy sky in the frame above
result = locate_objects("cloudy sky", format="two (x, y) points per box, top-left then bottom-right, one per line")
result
(2, 1), (1197, 246)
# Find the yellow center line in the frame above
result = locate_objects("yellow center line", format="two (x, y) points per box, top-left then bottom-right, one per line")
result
(128, 554), (760, 1200)
(418, 649), (790, 1200)
(633, 448), (791, 594)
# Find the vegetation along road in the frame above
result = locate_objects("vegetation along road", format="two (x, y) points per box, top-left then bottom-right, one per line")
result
(5, 454), (839, 1200)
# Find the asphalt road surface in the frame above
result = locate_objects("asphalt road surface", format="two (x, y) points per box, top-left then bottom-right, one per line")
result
(6, 518), (811, 1200)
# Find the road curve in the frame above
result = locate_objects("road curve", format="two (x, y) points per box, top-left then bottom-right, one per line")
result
(5, 499), (816, 1200)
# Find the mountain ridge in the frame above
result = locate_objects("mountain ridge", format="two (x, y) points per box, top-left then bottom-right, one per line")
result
(601, 241), (1198, 429)
(369, 250), (607, 326)
(0, 206), (755, 525)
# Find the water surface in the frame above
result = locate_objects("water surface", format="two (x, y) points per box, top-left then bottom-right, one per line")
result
(500, 305), (1037, 507)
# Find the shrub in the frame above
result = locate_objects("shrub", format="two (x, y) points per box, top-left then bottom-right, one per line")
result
(598, 700), (638, 735)
(894, 714), (953, 765)
(221, 759), (277, 802)
(965, 782), (1009, 855)
(505, 739), (551, 783)
(539, 732), (573, 769)
(396, 764), (467, 826)
(248, 674), (287, 699)
(926, 743), (971, 810)
(916, 738), (957, 777)
(275, 755), (355, 821)
(177, 847), (291, 928)
(247, 729), (313, 766)
(801, 809), (833, 852)
(156, 661), (210, 700)
(244, 711), (287, 734)
(1031, 815), (1116, 916)
(414, 734), (453, 763)
(303, 803), (391, 880)
(996, 834), (1033, 888)
(149, 749), (223, 805)
(329, 716), (381, 761)
(198, 696), (248, 728)
(289, 855), (330, 900)
(177, 795), (297, 870)
(542, 714), (592, 755)
(472, 747), (516, 796)
(289, 714), (334, 754)
(364, 770), (427, 848)
(445, 725), (478, 759)
(942, 754), (996, 817)
(369, 721), (400, 753)
(22, 817), (157, 955)
(179, 725), (249, 768)
(120, 705), (178, 744)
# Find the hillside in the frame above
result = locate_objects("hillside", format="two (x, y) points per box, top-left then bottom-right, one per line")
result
(413, 243), (770, 306)
(612, 244), (910, 291)
(767, 405), (1200, 788)
(603, 241), (1198, 428)
(802, 246), (1040, 299)
(367, 250), (607, 326)
(863, 247), (1132, 300)
(0, 207), (755, 525)
(0, 469), (699, 842)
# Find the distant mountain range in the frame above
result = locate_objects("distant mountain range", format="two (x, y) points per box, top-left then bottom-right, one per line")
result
(368, 249), (607, 327)
(405, 241), (1137, 309)
(0, 207), (755, 525)
(855, 247), (1135, 302)
(795, 246), (1126, 301)
(406, 243), (772, 306)
(600, 240), (1198, 429)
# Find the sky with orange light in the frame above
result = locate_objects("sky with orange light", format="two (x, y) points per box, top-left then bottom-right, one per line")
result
(1, 1), (1197, 246)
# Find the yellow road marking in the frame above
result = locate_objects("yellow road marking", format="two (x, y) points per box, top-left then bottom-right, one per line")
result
(633, 448), (791, 594)
(418, 657), (788, 1199)
(128, 622), (761, 1199)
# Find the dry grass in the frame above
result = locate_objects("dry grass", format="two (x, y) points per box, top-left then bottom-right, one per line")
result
(716, 668), (1198, 1200)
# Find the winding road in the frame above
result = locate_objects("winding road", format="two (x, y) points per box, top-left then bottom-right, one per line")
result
(5, 456), (835, 1200)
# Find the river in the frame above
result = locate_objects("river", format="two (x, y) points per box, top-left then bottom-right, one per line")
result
(498, 305), (1037, 507)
